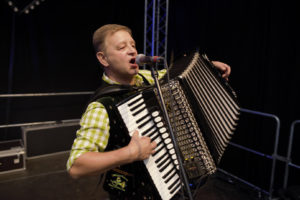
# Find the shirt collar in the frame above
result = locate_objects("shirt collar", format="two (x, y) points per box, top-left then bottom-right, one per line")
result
(102, 73), (120, 85)
(102, 73), (144, 86)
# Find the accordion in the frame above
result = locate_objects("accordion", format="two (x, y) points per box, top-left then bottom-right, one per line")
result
(116, 51), (240, 200)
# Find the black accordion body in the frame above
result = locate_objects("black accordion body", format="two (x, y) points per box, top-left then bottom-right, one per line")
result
(116, 51), (240, 200)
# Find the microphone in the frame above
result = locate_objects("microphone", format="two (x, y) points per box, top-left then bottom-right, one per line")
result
(135, 54), (164, 65)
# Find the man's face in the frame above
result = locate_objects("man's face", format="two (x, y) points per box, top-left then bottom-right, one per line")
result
(101, 30), (139, 84)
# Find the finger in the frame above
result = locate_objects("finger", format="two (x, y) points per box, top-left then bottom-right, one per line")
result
(219, 64), (227, 72)
(131, 130), (139, 138)
(222, 65), (231, 78)
(226, 64), (231, 75)
(222, 73), (229, 81)
(151, 141), (157, 148)
(223, 64), (231, 77)
(143, 136), (152, 142)
(212, 61), (226, 71)
(222, 73), (229, 78)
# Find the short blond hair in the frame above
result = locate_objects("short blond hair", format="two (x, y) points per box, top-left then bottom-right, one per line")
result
(92, 24), (132, 53)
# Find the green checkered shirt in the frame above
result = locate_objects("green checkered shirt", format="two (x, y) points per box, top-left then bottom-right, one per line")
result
(67, 69), (166, 170)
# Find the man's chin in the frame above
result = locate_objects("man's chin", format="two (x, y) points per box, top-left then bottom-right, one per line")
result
(131, 68), (139, 75)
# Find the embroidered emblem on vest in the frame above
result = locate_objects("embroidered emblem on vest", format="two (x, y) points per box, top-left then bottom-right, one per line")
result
(108, 173), (128, 191)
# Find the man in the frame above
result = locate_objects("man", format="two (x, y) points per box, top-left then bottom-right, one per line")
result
(67, 24), (231, 199)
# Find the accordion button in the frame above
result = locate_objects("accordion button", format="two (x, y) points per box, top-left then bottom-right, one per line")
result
(152, 111), (159, 117)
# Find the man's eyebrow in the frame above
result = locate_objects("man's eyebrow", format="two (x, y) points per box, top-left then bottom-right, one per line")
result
(116, 41), (126, 46)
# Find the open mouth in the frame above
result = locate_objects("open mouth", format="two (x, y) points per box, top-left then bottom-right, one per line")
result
(129, 57), (136, 64)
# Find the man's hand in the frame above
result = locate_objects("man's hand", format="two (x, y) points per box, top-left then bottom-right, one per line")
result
(127, 130), (157, 161)
(212, 61), (231, 81)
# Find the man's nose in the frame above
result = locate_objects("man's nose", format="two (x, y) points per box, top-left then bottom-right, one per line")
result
(128, 46), (137, 55)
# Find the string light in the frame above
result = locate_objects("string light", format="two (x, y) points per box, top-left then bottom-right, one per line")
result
(6, 0), (18, 13)
(6, 0), (46, 15)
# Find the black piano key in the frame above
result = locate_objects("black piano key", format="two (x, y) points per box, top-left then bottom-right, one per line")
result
(132, 105), (146, 116)
(155, 151), (168, 164)
(135, 107), (156, 125)
(151, 132), (160, 142)
(159, 159), (172, 173)
(128, 96), (143, 107)
(141, 124), (156, 136)
(162, 167), (175, 179)
(138, 117), (153, 129)
(130, 101), (145, 112)
(168, 177), (180, 190)
(147, 128), (158, 138)
(153, 145), (165, 157)
(157, 155), (170, 168)
(165, 169), (178, 184)
(170, 182), (181, 194)
(155, 140), (163, 147)
(136, 112), (150, 124)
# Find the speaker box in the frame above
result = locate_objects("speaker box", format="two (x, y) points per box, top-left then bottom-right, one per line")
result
(22, 120), (79, 158)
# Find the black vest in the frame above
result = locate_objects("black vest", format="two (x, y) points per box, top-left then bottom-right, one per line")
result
(90, 78), (161, 199)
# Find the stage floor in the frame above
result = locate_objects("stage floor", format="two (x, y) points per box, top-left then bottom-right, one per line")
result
(0, 152), (262, 200)
(0, 152), (109, 200)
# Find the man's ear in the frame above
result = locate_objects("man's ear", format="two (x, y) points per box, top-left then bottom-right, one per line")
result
(96, 52), (109, 67)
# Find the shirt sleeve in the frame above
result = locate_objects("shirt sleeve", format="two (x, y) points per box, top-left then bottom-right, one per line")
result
(66, 101), (110, 171)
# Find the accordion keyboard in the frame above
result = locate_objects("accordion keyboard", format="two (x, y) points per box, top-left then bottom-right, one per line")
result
(117, 92), (182, 200)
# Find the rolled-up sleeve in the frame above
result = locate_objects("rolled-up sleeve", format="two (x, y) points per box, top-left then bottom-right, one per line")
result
(66, 102), (110, 171)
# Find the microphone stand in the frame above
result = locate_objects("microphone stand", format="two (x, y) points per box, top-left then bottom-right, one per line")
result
(150, 65), (194, 200)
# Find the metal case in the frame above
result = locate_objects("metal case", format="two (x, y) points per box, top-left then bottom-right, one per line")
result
(0, 140), (26, 174)
(22, 120), (79, 158)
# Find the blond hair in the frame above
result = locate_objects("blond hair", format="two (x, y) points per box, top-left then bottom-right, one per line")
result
(92, 24), (132, 53)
